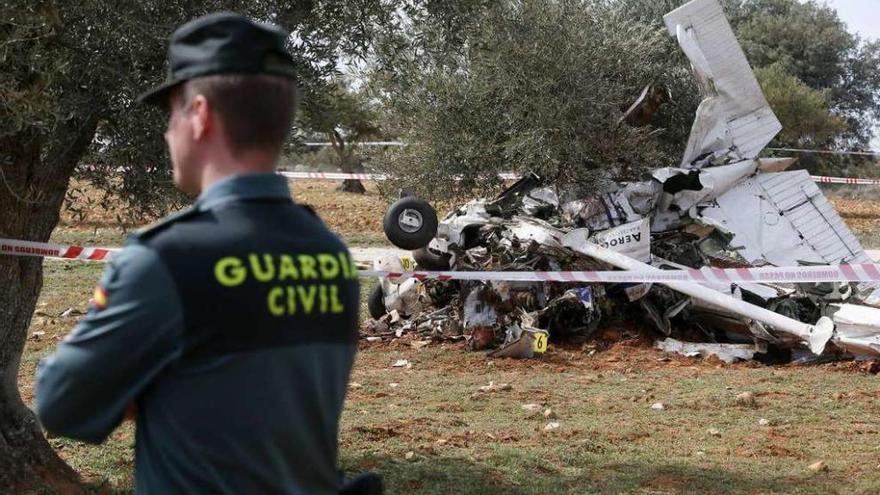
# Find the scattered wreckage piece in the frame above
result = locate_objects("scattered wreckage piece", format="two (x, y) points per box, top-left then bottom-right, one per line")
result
(656, 339), (758, 364)
(487, 310), (549, 359)
(827, 304), (880, 356)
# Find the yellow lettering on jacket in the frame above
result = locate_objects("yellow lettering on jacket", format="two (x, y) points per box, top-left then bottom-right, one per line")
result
(267, 286), (285, 316)
(297, 285), (317, 313)
(278, 255), (300, 280)
(215, 257), (246, 286)
(298, 255), (319, 280)
(249, 254), (275, 282)
(318, 254), (340, 279)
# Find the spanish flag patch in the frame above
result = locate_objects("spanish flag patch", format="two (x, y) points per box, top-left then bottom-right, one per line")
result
(91, 286), (108, 311)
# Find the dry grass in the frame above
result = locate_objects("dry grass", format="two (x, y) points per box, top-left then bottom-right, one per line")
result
(830, 197), (880, 247)
(55, 179), (391, 247)
(17, 180), (880, 494)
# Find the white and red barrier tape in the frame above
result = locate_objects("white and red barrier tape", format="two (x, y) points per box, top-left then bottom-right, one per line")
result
(280, 171), (388, 181)
(4, 238), (880, 284)
(281, 171), (517, 180)
(279, 171), (520, 181)
(1, 239), (117, 261)
(360, 264), (880, 284)
(810, 175), (880, 185)
(280, 170), (880, 185)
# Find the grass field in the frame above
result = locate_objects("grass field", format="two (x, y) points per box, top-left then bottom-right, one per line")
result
(17, 180), (880, 494)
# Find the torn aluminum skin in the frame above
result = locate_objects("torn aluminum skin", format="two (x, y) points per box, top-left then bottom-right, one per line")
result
(664, 0), (782, 167)
(373, 255), (424, 315)
(696, 170), (880, 304)
(656, 338), (758, 363)
(827, 304), (880, 356)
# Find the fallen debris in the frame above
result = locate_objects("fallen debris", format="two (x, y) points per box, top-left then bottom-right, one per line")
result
(651, 402), (666, 411)
(361, 0), (880, 366)
(656, 339), (758, 364)
(478, 381), (512, 393)
(59, 307), (84, 318)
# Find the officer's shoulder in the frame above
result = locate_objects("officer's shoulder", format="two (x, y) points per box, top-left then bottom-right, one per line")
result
(131, 206), (203, 242)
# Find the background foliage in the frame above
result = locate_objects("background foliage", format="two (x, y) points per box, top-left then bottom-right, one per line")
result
(370, 0), (880, 199)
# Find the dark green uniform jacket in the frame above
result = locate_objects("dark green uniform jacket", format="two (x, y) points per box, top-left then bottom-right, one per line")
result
(36, 173), (360, 494)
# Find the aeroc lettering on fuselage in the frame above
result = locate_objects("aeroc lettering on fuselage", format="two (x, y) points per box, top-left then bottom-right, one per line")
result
(213, 252), (358, 316)
(601, 232), (641, 248)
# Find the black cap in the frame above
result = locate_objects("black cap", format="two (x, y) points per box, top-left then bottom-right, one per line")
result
(138, 12), (296, 106)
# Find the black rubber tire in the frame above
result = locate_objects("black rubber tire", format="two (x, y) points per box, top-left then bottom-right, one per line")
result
(368, 284), (387, 320)
(382, 197), (438, 250)
(412, 246), (451, 270)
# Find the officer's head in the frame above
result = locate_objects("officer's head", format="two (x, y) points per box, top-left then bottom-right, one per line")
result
(138, 13), (298, 195)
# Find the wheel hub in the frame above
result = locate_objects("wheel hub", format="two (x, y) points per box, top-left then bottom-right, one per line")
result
(398, 209), (424, 233)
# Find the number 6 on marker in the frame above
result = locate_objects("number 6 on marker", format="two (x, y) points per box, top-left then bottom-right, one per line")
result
(532, 332), (548, 354)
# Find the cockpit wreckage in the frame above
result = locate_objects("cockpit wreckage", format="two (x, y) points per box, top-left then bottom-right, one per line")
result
(365, 0), (880, 364)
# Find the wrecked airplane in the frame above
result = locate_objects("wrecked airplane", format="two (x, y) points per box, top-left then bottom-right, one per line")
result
(366, 0), (880, 364)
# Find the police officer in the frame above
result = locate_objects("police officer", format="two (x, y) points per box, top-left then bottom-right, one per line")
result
(36, 13), (371, 495)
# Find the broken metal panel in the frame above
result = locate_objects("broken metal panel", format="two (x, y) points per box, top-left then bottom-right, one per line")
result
(588, 218), (651, 262)
(373, 255), (424, 315)
(562, 190), (641, 231)
(829, 304), (880, 356)
(653, 159), (758, 213)
(621, 181), (661, 216)
(488, 323), (549, 359)
(463, 286), (498, 329)
(656, 338), (758, 363)
(434, 200), (494, 251)
(664, 0), (781, 166)
(700, 170), (872, 268)
(521, 187), (559, 217)
(502, 216), (566, 247)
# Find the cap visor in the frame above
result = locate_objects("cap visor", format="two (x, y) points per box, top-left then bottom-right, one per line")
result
(136, 79), (183, 107)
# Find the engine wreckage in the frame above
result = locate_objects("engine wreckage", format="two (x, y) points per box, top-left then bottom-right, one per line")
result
(365, 0), (880, 364)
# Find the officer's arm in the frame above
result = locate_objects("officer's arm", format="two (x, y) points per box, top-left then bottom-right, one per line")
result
(36, 244), (184, 444)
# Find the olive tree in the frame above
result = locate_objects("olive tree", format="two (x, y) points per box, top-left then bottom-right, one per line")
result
(0, 1), (395, 491)
(371, 0), (700, 199)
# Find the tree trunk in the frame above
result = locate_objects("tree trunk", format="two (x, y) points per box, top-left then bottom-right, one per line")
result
(0, 116), (98, 493)
(336, 153), (366, 194)
(329, 131), (366, 194)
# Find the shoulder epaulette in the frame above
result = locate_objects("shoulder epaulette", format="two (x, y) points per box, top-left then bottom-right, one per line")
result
(132, 206), (202, 241)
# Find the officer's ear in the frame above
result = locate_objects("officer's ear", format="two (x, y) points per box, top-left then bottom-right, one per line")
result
(189, 93), (212, 141)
